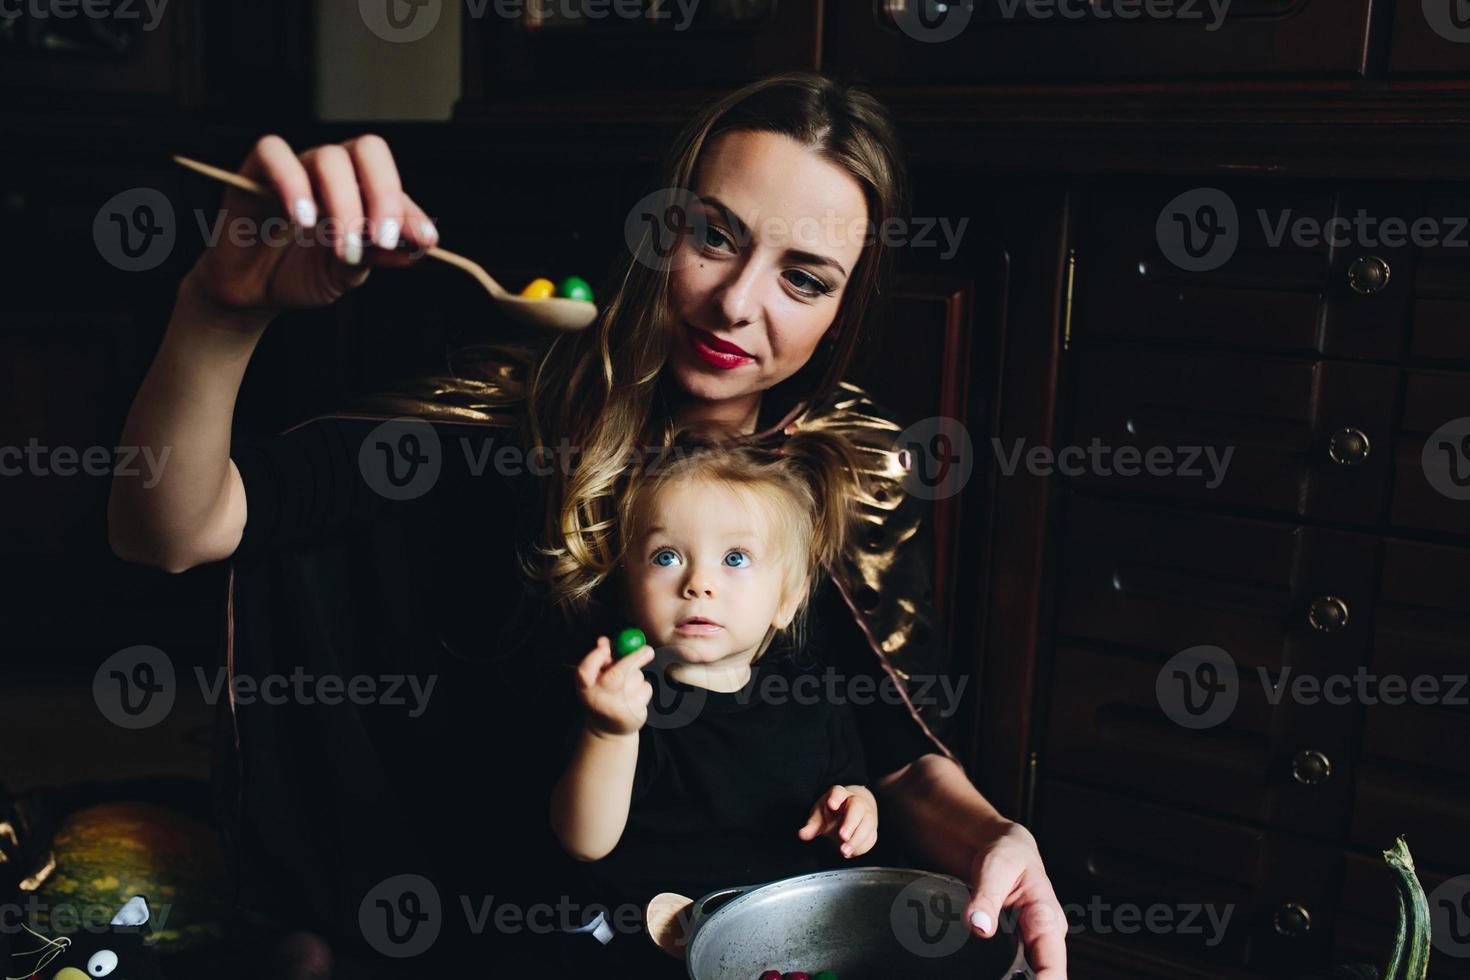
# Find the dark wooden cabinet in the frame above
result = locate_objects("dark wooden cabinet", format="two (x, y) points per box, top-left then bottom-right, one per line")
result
(1022, 175), (1470, 977)
(823, 0), (1374, 81)
(460, 0), (819, 103)
(1389, 0), (1470, 74)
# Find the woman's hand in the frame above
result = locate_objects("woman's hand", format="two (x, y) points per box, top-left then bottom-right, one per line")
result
(964, 820), (1068, 979)
(187, 133), (440, 324)
(574, 636), (656, 738)
(797, 784), (877, 858)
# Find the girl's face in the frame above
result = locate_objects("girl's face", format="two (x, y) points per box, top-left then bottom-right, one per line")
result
(622, 477), (802, 671)
(665, 129), (869, 409)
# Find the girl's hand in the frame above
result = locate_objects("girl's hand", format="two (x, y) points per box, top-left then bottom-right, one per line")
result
(187, 133), (440, 324)
(575, 636), (657, 738)
(797, 785), (877, 858)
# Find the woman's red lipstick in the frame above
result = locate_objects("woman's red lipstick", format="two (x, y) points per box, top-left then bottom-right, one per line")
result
(686, 323), (754, 370)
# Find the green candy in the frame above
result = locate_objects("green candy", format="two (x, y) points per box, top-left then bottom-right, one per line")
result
(814, 972), (838, 980)
(614, 627), (646, 658)
(557, 275), (594, 303)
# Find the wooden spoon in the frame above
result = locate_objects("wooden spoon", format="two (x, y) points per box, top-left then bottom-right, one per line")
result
(172, 154), (599, 332)
(646, 891), (695, 960)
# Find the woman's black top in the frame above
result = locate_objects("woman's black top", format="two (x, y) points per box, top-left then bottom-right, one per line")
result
(222, 413), (938, 968)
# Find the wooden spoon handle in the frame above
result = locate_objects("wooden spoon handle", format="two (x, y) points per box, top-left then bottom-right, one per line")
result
(171, 154), (493, 284)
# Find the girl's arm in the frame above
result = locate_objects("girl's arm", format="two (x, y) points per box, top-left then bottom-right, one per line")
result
(548, 727), (639, 862)
(548, 637), (657, 861)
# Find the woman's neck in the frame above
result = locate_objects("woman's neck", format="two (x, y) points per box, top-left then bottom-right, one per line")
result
(671, 389), (763, 437)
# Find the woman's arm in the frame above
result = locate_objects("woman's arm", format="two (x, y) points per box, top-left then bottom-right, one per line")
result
(875, 753), (1069, 980)
(107, 133), (437, 572)
(107, 271), (271, 572)
(548, 726), (640, 862)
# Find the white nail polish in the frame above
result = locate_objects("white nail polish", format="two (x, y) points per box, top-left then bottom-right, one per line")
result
(419, 220), (438, 243)
(377, 218), (400, 251)
(971, 910), (992, 933)
(344, 231), (363, 266)
(293, 199), (317, 228)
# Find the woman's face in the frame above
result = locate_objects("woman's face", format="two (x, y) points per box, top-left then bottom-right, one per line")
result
(665, 129), (869, 409)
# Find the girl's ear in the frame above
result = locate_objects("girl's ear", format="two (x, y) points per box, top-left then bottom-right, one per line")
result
(773, 573), (807, 630)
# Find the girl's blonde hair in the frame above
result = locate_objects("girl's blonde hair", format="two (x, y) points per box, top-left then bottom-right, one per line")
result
(516, 70), (910, 622)
(615, 426), (864, 655)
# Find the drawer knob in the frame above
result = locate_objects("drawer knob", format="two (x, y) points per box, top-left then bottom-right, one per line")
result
(1327, 427), (1371, 466)
(1273, 902), (1312, 938)
(1308, 595), (1350, 632)
(1347, 255), (1391, 294)
(1291, 748), (1333, 786)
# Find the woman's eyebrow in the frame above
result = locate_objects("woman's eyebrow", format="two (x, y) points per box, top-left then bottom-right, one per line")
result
(701, 195), (850, 281)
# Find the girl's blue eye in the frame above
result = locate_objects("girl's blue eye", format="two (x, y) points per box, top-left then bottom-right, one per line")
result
(652, 549), (680, 567)
(723, 550), (751, 568)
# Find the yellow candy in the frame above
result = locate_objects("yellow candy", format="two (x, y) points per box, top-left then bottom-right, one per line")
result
(519, 277), (556, 300)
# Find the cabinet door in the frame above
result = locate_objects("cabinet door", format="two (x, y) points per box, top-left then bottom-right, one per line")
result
(824, 0), (1372, 81)
(851, 275), (978, 631)
(0, 0), (202, 108)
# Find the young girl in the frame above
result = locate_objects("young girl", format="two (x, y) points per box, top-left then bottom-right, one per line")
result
(547, 427), (880, 970)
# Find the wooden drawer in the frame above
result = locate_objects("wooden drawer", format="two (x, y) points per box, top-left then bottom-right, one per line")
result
(1350, 539), (1470, 874)
(1037, 779), (1340, 973)
(1055, 495), (1378, 675)
(1062, 348), (1398, 523)
(463, 0), (818, 95)
(1077, 186), (1470, 364)
(1075, 185), (1336, 355)
(824, 0), (1372, 81)
(1045, 641), (1355, 839)
(1408, 191), (1470, 365)
(1390, 369), (1470, 539)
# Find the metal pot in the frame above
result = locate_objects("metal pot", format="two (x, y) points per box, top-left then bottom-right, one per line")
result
(684, 867), (1033, 980)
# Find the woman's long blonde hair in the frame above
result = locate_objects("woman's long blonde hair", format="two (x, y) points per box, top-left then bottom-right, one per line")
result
(517, 70), (911, 622)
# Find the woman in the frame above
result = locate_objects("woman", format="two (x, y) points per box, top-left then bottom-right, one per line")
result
(109, 72), (1067, 978)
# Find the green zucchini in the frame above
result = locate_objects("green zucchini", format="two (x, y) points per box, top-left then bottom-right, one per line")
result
(1294, 836), (1431, 980)
(1380, 836), (1431, 980)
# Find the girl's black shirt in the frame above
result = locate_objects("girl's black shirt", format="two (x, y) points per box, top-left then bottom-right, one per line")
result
(223, 414), (937, 958)
(561, 652), (869, 921)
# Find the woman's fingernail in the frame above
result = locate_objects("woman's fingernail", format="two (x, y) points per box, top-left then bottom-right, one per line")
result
(419, 219), (438, 244)
(293, 198), (317, 228)
(344, 231), (363, 266)
(970, 910), (992, 933)
(377, 218), (401, 250)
